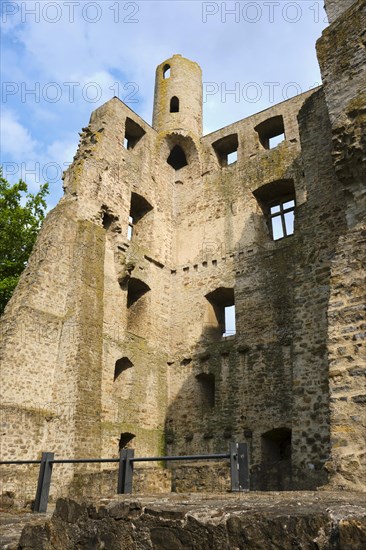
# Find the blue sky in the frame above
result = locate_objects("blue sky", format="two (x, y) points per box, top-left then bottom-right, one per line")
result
(1, 1), (328, 208)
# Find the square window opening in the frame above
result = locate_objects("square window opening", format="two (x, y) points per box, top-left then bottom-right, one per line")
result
(212, 134), (239, 167)
(255, 115), (285, 150)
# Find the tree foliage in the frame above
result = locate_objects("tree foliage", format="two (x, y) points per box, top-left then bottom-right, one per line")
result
(0, 169), (49, 315)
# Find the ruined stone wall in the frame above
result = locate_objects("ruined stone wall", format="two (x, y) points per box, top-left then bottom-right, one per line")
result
(324, 0), (358, 22)
(165, 89), (340, 490)
(317, 0), (366, 490)
(0, 97), (174, 496)
(1, 2), (365, 498)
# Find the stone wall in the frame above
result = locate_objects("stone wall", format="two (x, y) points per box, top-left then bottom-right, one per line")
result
(14, 493), (366, 550)
(0, 0), (365, 500)
(317, 0), (366, 490)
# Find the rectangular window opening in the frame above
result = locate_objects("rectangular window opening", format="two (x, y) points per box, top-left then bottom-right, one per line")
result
(205, 287), (235, 340)
(255, 115), (285, 150)
(127, 215), (133, 240)
(270, 199), (295, 240)
(223, 305), (236, 337)
(124, 117), (146, 150)
(212, 134), (239, 167)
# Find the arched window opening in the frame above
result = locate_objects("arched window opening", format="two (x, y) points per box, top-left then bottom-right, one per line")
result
(170, 96), (179, 113)
(167, 145), (188, 170)
(196, 373), (215, 408)
(163, 64), (171, 79)
(114, 357), (133, 381)
(119, 432), (135, 450)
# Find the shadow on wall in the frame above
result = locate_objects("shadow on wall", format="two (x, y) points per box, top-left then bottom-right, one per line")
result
(161, 103), (347, 491)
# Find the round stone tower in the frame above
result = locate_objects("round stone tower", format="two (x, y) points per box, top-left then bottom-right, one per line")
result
(152, 54), (203, 138)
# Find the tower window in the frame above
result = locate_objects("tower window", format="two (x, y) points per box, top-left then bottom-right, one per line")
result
(255, 115), (285, 150)
(253, 180), (296, 241)
(163, 64), (171, 79)
(167, 145), (188, 170)
(212, 134), (238, 167)
(170, 96), (179, 113)
(124, 117), (146, 150)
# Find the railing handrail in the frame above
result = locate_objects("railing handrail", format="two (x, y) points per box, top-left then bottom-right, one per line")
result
(0, 452), (230, 465)
(1, 444), (249, 513)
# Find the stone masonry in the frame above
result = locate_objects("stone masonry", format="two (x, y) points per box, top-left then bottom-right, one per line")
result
(0, 0), (365, 501)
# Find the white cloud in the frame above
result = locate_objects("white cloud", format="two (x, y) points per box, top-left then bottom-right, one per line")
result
(0, 109), (39, 158)
(1, 0), (328, 206)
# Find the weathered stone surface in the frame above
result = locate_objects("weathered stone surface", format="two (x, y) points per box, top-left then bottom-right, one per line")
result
(0, 0), (365, 500)
(9, 493), (366, 549)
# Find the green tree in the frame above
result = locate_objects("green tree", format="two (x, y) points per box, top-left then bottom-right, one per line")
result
(0, 168), (49, 315)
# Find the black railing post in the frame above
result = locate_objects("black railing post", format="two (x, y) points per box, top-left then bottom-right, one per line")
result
(34, 452), (54, 513)
(117, 448), (134, 494)
(230, 442), (239, 491)
(230, 442), (249, 492)
(237, 442), (249, 491)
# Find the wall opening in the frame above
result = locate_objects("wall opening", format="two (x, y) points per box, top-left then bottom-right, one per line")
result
(196, 373), (215, 408)
(119, 432), (136, 450)
(127, 216), (134, 240)
(212, 134), (239, 167)
(255, 115), (285, 150)
(114, 357), (133, 381)
(224, 305), (236, 337)
(101, 210), (117, 231)
(205, 287), (235, 340)
(127, 278), (151, 308)
(227, 151), (237, 165)
(163, 64), (171, 79)
(261, 427), (292, 464)
(170, 96), (179, 113)
(253, 180), (296, 240)
(128, 192), (153, 241)
(124, 117), (146, 150)
(167, 145), (188, 170)
(269, 199), (295, 240)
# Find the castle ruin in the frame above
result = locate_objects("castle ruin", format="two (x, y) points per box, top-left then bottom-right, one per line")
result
(1, 0), (365, 499)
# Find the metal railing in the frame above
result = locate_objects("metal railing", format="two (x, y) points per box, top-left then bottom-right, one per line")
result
(0, 442), (249, 513)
